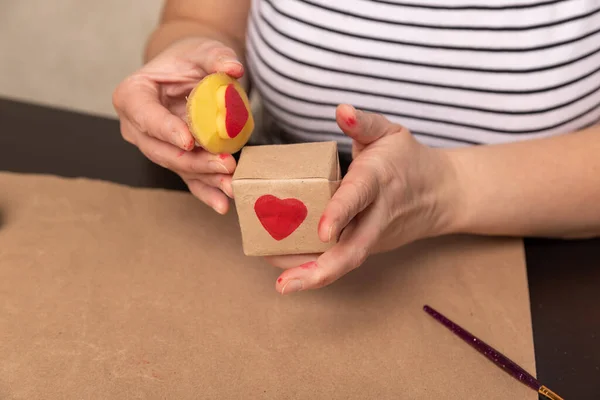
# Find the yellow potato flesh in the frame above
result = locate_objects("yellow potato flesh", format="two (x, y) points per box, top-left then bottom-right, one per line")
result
(186, 73), (254, 154)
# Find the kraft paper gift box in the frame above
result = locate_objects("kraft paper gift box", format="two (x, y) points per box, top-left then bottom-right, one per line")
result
(232, 141), (341, 256)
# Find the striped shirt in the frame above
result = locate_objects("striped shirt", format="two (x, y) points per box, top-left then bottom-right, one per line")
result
(245, 0), (600, 154)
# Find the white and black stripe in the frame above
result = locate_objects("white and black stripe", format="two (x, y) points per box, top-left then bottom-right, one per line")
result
(246, 0), (600, 151)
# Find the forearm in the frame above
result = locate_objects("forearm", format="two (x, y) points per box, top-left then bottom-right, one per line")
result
(144, 20), (246, 63)
(144, 0), (251, 63)
(447, 124), (600, 239)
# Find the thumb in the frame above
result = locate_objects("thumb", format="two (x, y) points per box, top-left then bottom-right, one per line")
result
(148, 38), (245, 80)
(336, 104), (401, 146)
(187, 40), (244, 78)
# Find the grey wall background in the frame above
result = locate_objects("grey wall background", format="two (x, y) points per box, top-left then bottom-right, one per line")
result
(0, 0), (163, 117)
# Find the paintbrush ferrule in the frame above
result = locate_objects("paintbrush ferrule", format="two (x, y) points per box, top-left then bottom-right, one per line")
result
(539, 385), (564, 400)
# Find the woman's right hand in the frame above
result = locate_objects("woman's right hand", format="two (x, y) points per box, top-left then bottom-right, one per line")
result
(112, 37), (244, 214)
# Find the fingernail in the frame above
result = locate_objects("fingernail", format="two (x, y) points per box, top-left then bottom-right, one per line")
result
(318, 215), (326, 231)
(318, 215), (332, 242)
(220, 178), (233, 198)
(350, 106), (362, 123)
(221, 57), (242, 67)
(213, 206), (226, 215)
(345, 115), (357, 127)
(209, 161), (230, 174)
(175, 131), (188, 149)
(327, 223), (336, 243)
(212, 201), (227, 215)
(188, 138), (196, 150)
(281, 279), (303, 295)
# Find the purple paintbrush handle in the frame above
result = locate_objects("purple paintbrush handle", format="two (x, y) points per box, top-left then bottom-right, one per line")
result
(423, 305), (540, 392)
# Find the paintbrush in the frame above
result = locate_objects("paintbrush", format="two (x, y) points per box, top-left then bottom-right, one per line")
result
(423, 305), (564, 400)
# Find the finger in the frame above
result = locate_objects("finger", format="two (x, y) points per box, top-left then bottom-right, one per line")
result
(113, 77), (194, 150)
(189, 40), (244, 78)
(167, 99), (188, 121)
(189, 173), (234, 199)
(318, 164), (378, 243)
(336, 104), (401, 146)
(264, 254), (319, 270)
(275, 216), (381, 294)
(136, 133), (237, 176)
(180, 173), (233, 197)
(186, 179), (231, 215)
(118, 119), (139, 146)
(176, 148), (237, 175)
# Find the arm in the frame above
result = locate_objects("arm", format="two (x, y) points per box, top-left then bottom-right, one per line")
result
(448, 124), (600, 239)
(144, 0), (252, 62)
(266, 108), (600, 294)
(112, 0), (253, 216)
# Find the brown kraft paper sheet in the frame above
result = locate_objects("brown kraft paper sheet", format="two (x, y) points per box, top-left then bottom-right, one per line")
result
(0, 172), (537, 399)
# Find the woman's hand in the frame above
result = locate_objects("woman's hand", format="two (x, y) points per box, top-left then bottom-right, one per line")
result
(112, 37), (243, 214)
(267, 104), (463, 294)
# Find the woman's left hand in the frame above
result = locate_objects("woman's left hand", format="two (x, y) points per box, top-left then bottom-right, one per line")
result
(266, 104), (463, 294)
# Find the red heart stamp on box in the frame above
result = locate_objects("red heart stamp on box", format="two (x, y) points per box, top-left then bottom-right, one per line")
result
(254, 195), (308, 241)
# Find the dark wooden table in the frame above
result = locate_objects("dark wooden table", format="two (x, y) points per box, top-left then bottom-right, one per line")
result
(1, 97), (599, 399)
